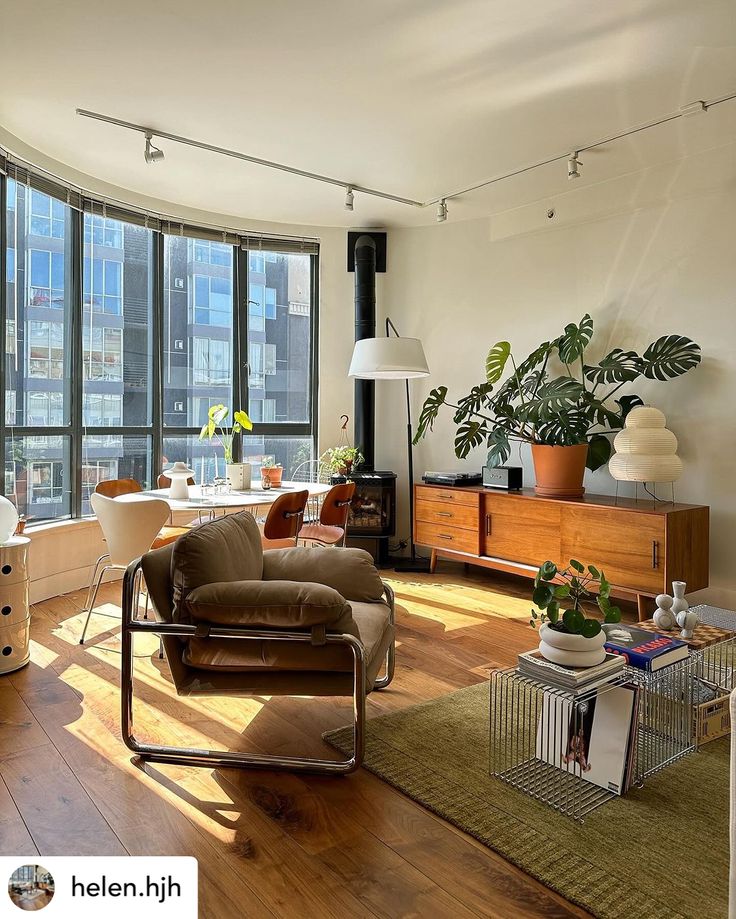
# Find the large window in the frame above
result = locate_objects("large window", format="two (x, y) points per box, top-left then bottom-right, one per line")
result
(1, 173), (317, 522)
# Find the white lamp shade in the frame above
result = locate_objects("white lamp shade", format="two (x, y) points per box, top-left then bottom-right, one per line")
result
(348, 336), (429, 380)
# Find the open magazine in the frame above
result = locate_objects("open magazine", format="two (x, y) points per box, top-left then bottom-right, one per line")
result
(535, 683), (640, 795)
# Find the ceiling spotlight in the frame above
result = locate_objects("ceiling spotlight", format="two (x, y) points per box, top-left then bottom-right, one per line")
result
(344, 186), (354, 211)
(436, 198), (447, 223)
(567, 152), (582, 180)
(144, 132), (165, 164)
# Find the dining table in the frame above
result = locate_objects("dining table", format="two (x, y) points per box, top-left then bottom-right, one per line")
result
(119, 480), (331, 523)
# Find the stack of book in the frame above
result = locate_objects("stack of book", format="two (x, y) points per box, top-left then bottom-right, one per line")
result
(518, 649), (626, 692)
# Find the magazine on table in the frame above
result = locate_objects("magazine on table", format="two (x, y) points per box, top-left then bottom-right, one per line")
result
(518, 649), (625, 691)
(535, 682), (640, 795)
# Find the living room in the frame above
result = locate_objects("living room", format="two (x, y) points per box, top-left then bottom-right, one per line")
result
(0, 2), (734, 917)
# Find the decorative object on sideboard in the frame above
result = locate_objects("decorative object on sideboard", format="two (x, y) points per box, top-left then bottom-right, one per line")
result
(198, 403), (253, 483)
(260, 458), (283, 488)
(608, 405), (682, 500)
(0, 495), (19, 545)
(653, 592), (677, 630)
(672, 581), (698, 638)
(530, 559), (622, 667)
(413, 314), (701, 499)
(163, 462), (196, 500)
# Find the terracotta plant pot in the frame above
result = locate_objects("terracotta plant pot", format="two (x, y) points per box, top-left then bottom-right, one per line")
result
(531, 443), (588, 499)
(260, 465), (283, 488)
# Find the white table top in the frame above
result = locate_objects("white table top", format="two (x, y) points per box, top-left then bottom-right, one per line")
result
(118, 481), (330, 511)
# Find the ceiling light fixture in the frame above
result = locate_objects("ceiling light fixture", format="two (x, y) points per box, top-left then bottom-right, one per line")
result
(344, 186), (354, 210)
(144, 132), (165, 164)
(75, 90), (735, 218)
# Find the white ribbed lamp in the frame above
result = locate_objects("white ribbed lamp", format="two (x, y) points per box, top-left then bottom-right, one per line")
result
(609, 406), (683, 484)
(348, 336), (429, 380)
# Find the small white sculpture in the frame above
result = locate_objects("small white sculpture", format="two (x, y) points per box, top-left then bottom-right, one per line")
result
(671, 581), (697, 638)
(653, 593), (676, 631)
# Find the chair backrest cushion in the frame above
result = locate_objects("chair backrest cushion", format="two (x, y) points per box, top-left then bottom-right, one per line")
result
(171, 511), (264, 622)
(262, 546), (385, 602)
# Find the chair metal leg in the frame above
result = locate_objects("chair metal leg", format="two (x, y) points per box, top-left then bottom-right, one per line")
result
(374, 582), (396, 691)
(79, 564), (113, 645)
(83, 555), (109, 613)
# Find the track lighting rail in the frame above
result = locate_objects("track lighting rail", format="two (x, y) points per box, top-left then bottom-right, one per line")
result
(77, 90), (736, 220)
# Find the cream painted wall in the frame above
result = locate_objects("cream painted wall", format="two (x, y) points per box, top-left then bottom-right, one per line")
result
(375, 144), (736, 606)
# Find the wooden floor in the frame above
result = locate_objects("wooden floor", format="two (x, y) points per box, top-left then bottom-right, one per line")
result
(0, 561), (606, 919)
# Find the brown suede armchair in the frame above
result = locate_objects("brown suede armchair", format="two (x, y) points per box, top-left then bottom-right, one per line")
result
(121, 512), (395, 774)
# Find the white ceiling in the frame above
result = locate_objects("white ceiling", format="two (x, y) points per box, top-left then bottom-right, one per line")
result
(0, 0), (734, 228)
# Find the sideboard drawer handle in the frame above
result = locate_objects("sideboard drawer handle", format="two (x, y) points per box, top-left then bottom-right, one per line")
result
(437, 493), (454, 500)
(437, 511), (453, 518)
(652, 540), (659, 569)
(438, 533), (454, 540)
(486, 514), (492, 536)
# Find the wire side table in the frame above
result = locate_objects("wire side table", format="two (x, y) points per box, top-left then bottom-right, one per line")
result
(490, 657), (697, 821)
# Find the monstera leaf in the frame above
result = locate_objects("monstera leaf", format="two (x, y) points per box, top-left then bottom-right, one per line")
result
(558, 314), (594, 364)
(495, 339), (556, 404)
(518, 377), (585, 423)
(584, 349), (644, 385)
(485, 341), (511, 384)
(614, 394), (645, 423)
(454, 419), (488, 459)
(641, 335), (701, 380)
(536, 410), (589, 446)
(586, 433), (612, 471)
(453, 382), (494, 423)
(413, 386), (448, 443)
(485, 427), (511, 467)
(521, 370), (547, 395)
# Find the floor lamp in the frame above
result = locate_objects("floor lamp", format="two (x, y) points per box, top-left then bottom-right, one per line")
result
(349, 317), (431, 572)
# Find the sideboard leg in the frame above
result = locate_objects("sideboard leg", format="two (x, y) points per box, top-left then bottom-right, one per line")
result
(637, 594), (650, 621)
(429, 548), (437, 574)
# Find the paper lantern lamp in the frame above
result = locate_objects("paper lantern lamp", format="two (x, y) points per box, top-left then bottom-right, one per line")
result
(608, 406), (683, 483)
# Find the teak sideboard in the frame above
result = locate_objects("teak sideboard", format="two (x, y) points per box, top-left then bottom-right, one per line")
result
(414, 484), (709, 620)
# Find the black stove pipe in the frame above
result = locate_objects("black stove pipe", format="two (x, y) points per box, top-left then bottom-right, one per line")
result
(354, 235), (376, 471)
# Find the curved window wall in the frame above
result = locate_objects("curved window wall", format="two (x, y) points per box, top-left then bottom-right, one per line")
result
(1, 174), (318, 523)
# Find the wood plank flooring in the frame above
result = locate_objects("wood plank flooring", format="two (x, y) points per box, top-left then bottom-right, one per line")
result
(0, 561), (615, 919)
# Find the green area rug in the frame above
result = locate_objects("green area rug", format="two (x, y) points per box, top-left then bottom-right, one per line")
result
(324, 683), (729, 919)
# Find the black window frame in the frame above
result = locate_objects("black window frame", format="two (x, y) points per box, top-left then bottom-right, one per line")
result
(0, 171), (320, 522)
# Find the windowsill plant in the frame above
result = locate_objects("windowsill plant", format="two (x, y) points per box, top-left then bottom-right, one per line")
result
(198, 404), (253, 487)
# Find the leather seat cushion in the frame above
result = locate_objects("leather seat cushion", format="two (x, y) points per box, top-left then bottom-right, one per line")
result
(183, 599), (392, 686)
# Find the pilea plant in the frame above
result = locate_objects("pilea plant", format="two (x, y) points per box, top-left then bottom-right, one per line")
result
(530, 559), (622, 638)
(413, 314), (701, 471)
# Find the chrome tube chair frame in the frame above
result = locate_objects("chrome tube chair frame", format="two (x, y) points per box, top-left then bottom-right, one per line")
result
(120, 558), (395, 774)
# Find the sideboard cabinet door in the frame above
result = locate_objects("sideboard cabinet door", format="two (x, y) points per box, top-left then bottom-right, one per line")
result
(561, 507), (665, 594)
(482, 494), (562, 566)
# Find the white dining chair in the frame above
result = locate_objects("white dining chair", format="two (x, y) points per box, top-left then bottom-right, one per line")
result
(80, 493), (172, 646)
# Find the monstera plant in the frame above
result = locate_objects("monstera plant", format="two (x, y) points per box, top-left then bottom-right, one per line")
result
(413, 315), (700, 498)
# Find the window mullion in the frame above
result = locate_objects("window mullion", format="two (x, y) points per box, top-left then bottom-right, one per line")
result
(69, 205), (83, 518)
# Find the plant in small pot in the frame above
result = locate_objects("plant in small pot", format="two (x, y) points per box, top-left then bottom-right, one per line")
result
(413, 315), (700, 498)
(320, 445), (364, 480)
(260, 456), (283, 488)
(530, 559), (622, 667)
(199, 404), (253, 488)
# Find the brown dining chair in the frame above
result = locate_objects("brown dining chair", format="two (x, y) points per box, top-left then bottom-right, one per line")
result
(93, 478), (188, 549)
(261, 490), (309, 549)
(299, 482), (355, 547)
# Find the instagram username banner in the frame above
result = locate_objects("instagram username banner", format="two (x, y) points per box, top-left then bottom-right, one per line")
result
(1, 856), (197, 917)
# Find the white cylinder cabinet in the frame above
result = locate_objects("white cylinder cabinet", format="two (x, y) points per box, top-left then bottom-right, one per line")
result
(0, 536), (31, 675)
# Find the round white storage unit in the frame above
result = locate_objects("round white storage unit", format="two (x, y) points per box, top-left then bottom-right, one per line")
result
(0, 536), (31, 674)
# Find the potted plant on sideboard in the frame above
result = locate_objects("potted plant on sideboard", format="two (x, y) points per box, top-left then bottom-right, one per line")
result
(198, 404), (253, 489)
(413, 315), (700, 498)
(530, 559), (622, 666)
